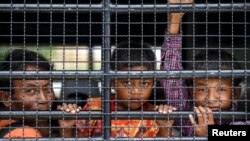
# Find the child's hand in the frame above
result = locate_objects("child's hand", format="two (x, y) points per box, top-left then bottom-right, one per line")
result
(57, 103), (82, 137)
(155, 104), (176, 136)
(156, 104), (177, 114)
(167, 0), (194, 34)
(189, 106), (215, 136)
(57, 103), (82, 128)
(155, 104), (176, 126)
(57, 103), (82, 114)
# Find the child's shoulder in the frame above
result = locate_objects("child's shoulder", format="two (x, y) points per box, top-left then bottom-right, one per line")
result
(230, 120), (250, 125)
(87, 97), (101, 102)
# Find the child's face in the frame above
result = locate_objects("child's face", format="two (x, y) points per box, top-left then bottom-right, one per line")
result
(114, 66), (154, 110)
(11, 66), (55, 111)
(194, 78), (234, 111)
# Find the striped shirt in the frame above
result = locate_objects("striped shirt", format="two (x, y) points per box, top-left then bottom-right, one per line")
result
(161, 33), (192, 136)
(161, 33), (250, 136)
(161, 33), (190, 111)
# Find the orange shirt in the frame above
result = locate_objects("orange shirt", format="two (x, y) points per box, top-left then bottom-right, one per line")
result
(76, 97), (159, 137)
(0, 120), (15, 130)
(0, 120), (42, 138)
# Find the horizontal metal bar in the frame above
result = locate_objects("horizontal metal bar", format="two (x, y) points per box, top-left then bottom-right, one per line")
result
(0, 137), (208, 141)
(0, 70), (103, 79)
(0, 111), (248, 120)
(0, 35), (249, 38)
(0, 3), (249, 13)
(0, 70), (249, 79)
(0, 4), (103, 12)
(0, 21), (247, 24)
(109, 3), (249, 13)
(3, 47), (222, 52)
(109, 70), (250, 78)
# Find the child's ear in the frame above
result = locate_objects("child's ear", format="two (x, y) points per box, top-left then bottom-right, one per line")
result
(110, 81), (117, 94)
(0, 91), (11, 107)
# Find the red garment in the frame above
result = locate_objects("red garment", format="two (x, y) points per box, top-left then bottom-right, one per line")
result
(76, 97), (159, 137)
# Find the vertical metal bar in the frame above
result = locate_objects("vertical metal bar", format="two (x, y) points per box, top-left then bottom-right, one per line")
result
(230, 0), (235, 122)
(36, 0), (40, 137)
(244, 0), (248, 117)
(61, 0), (66, 138)
(218, 0), (222, 124)
(102, 0), (111, 139)
(49, 0), (53, 137)
(9, 0), (13, 133)
(22, 0), (26, 128)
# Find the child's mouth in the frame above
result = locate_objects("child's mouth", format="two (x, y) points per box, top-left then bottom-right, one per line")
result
(130, 98), (141, 102)
(209, 107), (220, 111)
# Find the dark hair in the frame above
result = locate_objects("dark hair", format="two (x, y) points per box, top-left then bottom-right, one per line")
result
(110, 41), (156, 71)
(188, 49), (242, 86)
(0, 49), (53, 92)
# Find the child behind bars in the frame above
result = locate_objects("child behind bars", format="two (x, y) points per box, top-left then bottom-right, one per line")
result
(162, 0), (250, 136)
(57, 41), (177, 137)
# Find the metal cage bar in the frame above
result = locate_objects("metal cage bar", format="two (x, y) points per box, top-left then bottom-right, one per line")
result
(0, 70), (249, 79)
(0, 0), (249, 140)
(102, 0), (111, 139)
(0, 3), (249, 13)
(0, 111), (248, 120)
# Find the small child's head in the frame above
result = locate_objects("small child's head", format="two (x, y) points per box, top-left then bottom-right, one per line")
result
(110, 41), (156, 110)
(0, 49), (55, 111)
(189, 50), (242, 110)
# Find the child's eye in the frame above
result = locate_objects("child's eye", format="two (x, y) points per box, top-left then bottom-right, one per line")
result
(218, 88), (225, 92)
(196, 87), (205, 92)
(123, 81), (132, 87)
(141, 82), (149, 87)
(198, 89), (205, 92)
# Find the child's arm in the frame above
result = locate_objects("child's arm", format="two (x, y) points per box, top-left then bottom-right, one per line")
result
(189, 106), (215, 136)
(155, 104), (176, 136)
(160, 0), (193, 136)
(57, 103), (81, 137)
(75, 97), (102, 137)
(161, 0), (192, 111)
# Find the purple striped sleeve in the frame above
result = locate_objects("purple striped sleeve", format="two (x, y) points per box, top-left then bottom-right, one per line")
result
(160, 33), (190, 111)
(160, 33), (193, 136)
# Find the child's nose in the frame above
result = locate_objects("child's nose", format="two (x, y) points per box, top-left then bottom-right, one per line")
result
(131, 86), (141, 94)
(132, 87), (140, 94)
(207, 88), (218, 101)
